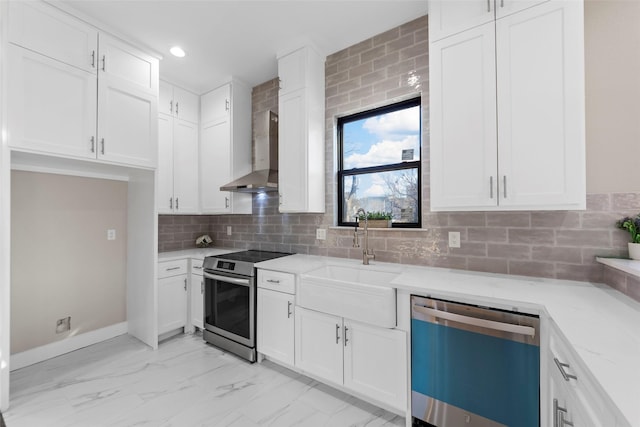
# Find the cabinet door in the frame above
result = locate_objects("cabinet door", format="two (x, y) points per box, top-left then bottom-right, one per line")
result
(201, 84), (230, 124)
(295, 307), (343, 385)
(97, 33), (158, 168)
(495, 0), (550, 20)
(173, 119), (199, 214)
(428, 0), (495, 41)
(257, 288), (294, 366)
(8, 0), (98, 73)
(157, 114), (174, 213)
(496, 1), (585, 209)
(190, 273), (204, 330)
(200, 118), (232, 213)
(7, 45), (97, 159)
(429, 23), (498, 211)
(159, 81), (174, 117)
(173, 86), (200, 124)
(158, 275), (187, 335)
(278, 89), (308, 212)
(343, 321), (407, 412)
(278, 48), (306, 95)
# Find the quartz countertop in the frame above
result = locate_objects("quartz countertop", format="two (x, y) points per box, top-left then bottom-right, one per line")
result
(158, 247), (236, 262)
(257, 254), (640, 426)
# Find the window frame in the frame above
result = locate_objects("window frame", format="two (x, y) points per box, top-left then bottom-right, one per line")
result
(337, 97), (422, 228)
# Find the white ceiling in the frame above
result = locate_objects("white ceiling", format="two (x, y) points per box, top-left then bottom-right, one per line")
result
(54, 0), (429, 94)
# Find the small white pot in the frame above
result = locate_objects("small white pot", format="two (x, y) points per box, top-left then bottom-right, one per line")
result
(628, 242), (640, 260)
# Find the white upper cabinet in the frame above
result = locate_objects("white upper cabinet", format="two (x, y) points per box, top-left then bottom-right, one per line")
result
(428, 0), (549, 41)
(96, 34), (158, 168)
(7, 45), (98, 159)
(429, 0), (585, 211)
(277, 46), (325, 213)
(200, 81), (252, 214)
(6, 1), (159, 169)
(8, 0), (98, 73)
(158, 81), (199, 214)
(160, 80), (199, 124)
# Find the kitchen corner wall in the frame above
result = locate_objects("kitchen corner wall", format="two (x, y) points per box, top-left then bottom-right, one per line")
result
(160, 7), (640, 300)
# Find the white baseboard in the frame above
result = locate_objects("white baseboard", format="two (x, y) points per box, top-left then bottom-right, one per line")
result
(10, 322), (128, 371)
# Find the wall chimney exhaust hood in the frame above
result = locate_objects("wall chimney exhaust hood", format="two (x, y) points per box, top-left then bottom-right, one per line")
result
(220, 110), (279, 193)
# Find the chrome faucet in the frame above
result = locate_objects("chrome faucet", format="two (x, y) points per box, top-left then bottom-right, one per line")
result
(353, 208), (375, 265)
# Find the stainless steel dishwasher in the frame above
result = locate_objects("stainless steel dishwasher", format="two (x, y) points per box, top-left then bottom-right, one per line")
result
(411, 295), (540, 427)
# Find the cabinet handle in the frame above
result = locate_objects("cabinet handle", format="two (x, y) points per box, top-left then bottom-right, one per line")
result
(279, 193), (283, 206)
(176, 102), (179, 115)
(554, 357), (578, 382)
(225, 197), (230, 209)
(503, 175), (507, 199)
(489, 176), (494, 199)
(170, 100), (173, 114)
(225, 99), (230, 111)
(266, 279), (280, 284)
(201, 280), (204, 294)
(176, 197), (179, 210)
(554, 399), (574, 427)
(287, 301), (292, 318)
(193, 265), (203, 270)
(344, 325), (349, 347)
(487, 0), (491, 12)
(335, 324), (340, 344)
(100, 138), (105, 155)
(184, 278), (187, 291)
(90, 136), (95, 153)
(166, 266), (180, 271)
(91, 50), (95, 68)
(169, 197), (173, 210)
(101, 55), (106, 72)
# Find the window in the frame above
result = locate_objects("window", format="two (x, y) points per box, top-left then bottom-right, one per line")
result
(338, 97), (421, 227)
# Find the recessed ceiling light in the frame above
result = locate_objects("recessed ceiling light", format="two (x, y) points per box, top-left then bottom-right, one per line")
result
(170, 46), (186, 58)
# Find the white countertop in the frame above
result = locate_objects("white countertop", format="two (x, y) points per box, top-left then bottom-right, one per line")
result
(597, 256), (640, 277)
(257, 254), (640, 426)
(158, 247), (236, 262)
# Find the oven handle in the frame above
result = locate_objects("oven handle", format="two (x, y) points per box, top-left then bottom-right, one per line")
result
(203, 272), (251, 287)
(412, 304), (536, 338)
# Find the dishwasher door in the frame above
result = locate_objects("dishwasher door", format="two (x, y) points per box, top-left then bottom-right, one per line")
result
(411, 296), (540, 427)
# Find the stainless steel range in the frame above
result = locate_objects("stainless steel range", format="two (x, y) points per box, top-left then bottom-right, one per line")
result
(202, 250), (292, 362)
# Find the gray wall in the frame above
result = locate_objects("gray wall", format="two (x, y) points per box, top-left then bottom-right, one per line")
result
(11, 171), (127, 353)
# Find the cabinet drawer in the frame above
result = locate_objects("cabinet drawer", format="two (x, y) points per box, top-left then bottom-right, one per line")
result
(158, 259), (188, 278)
(549, 323), (617, 425)
(258, 270), (295, 294)
(191, 258), (204, 276)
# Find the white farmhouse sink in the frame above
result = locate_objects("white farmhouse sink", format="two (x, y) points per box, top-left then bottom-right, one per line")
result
(298, 264), (398, 328)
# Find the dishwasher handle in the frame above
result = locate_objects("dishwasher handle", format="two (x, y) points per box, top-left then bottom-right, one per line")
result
(413, 304), (536, 338)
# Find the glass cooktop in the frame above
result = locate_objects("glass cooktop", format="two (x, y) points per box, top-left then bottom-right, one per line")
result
(217, 250), (292, 264)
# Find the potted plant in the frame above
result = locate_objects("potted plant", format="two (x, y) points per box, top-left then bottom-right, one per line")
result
(616, 214), (640, 260)
(358, 211), (393, 228)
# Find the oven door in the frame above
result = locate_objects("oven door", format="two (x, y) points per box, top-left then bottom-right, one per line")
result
(203, 271), (255, 348)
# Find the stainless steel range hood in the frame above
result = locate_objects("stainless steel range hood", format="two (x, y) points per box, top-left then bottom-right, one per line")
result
(220, 110), (279, 193)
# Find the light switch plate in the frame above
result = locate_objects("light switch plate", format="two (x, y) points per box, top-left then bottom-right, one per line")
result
(226, 226), (232, 236)
(316, 229), (327, 240)
(107, 229), (116, 240)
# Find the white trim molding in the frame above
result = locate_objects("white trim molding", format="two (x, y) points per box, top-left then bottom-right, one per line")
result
(10, 322), (128, 371)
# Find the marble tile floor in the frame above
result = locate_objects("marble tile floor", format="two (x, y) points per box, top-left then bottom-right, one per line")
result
(5, 333), (405, 427)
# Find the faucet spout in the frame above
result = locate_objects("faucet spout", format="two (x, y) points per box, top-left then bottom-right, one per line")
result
(354, 208), (375, 265)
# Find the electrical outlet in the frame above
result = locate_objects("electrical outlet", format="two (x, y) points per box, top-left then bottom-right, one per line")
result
(107, 229), (116, 240)
(56, 316), (71, 334)
(448, 231), (461, 248)
(316, 229), (327, 240)
(226, 226), (232, 236)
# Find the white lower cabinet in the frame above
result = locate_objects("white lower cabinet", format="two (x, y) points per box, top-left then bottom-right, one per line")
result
(295, 306), (407, 412)
(547, 321), (620, 427)
(157, 260), (188, 336)
(257, 288), (295, 366)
